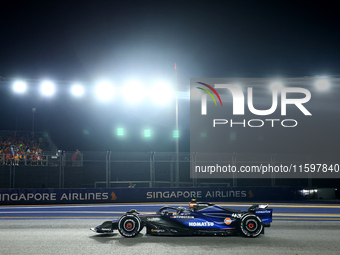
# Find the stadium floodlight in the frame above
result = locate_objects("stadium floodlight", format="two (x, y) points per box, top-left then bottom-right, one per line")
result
(173, 130), (179, 138)
(269, 81), (283, 91)
(13, 81), (27, 93)
(315, 78), (330, 91)
(117, 128), (124, 136)
(71, 84), (84, 97)
(150, 82), (173, 104)
(122, 81), (145, 103)
(144, 129), (151, 138)
(40, 81), (55, 96)
(95, 81), (114, 101)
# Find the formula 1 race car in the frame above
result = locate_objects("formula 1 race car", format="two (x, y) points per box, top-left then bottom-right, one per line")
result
(90, 200), (272, 238)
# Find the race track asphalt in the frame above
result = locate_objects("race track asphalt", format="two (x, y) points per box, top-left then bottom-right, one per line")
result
(0, 220), (340, 255)
(0, 203), (339, 255)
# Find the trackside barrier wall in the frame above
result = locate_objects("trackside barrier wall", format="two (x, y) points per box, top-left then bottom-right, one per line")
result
(0, 187), (305, 205)
(1, 152), (340, 189)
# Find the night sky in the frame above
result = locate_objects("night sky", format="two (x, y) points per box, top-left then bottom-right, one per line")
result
(1, 1), (340, 153)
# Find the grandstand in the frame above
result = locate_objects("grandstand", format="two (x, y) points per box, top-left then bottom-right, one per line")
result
(0, 131), (54, 166)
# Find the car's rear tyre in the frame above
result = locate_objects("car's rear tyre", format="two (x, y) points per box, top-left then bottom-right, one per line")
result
(118, 214), (142, 238)
(239, 214), (263, 238)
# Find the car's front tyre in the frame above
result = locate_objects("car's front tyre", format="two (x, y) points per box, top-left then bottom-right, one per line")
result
(118, 214), (143, 238)
(239, 214), (263, 237)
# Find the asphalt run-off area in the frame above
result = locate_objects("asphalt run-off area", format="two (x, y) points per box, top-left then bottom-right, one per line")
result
(1, 202), (340, 254)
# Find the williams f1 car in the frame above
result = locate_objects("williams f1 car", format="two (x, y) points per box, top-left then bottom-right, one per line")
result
(90, 200), (272, 238)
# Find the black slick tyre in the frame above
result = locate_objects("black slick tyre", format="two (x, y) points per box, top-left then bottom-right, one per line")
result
(239, 214), (263, 238)
(118, 214), (142, 238)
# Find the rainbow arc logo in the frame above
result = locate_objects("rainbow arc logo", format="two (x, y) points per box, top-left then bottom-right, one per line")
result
(196, 82), (222, 106)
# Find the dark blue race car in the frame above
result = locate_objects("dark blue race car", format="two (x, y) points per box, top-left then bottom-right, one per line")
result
(91, 200), (273, 238)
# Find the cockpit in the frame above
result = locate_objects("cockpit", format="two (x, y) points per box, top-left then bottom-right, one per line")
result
(157, 200), (215, 215)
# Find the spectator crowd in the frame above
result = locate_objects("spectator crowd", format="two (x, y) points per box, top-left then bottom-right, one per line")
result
(0, 134), (45, 166)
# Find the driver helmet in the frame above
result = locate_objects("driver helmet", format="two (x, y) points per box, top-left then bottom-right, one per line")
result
(161, 210), (169, 215)
(189, 199), (198, 209)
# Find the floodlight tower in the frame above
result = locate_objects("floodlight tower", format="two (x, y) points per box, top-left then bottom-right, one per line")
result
(175, 63), (179, 187)
(32, 108), (36, 138)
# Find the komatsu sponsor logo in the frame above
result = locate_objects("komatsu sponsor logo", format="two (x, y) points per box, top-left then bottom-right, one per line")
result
(188, 221), (214, 227)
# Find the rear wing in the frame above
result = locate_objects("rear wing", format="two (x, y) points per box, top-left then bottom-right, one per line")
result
(248, 204), (268, 212)
(248, 204), (273, 224)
